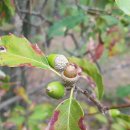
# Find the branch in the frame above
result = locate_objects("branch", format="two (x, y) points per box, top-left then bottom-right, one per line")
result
(67, 33), (80, 49)
(18, 10), (52, 24)
(63, 43), (76, 56)
(77, 4), (112, 16)
(14, 0), (52, 27)
(106, 104), (130, 110)
(78, 87), (130, 115)
(40, 0), (48, 13)
(77, 86), (106, 113)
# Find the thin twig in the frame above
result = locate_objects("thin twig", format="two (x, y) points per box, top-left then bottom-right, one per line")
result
(106, 104), (130, 110)
(77, 86), (106, 113)
(67, 33), (80, 49)
(63, 43), (76, 56)
(14, 0), (52, 27)
(78, 86), (130, 115)
(18, 9), (52, 25)
(77, 4), (112, 15)
(40, 0), (48, 13)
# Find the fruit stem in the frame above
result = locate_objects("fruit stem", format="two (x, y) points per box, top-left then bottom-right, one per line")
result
(70, 86), (75, 99)
(49, 67), (61, 77)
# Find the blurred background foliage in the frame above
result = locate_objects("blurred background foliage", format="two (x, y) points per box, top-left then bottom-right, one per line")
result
(0, 0), (130, 130)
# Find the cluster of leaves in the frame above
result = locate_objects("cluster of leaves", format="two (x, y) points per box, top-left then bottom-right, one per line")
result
(47, 0), (130, 61)
(0, 0), (130, 129)
(0, 34), (104, 129)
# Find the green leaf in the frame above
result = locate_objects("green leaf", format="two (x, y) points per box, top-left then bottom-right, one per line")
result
(115, 0), (130, 15)
(47, 98), (86, 130)
(0, 0), (15, 25)
(8, 116), (25, 126)
(29, 104), (53, 121)
(101, 15), (118, 26)
(116, 84), (130, 98)
(48, 12), (85, 39)
(0, 83), (10, 91)
(29, 124), (40, 130)
(0, 34), (50, 69)
(118, 114), (130, 122)
(4, 0), (15, 15)
(69, 57), (104, 100)
(95, 114), (107, 123)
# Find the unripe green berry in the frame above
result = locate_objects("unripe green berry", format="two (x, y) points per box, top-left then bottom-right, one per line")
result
(46, 81), (65, 99)
(109, 109), (120, 117)
(47, 54), (68, 72)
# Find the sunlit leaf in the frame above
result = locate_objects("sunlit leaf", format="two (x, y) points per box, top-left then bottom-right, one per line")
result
(47, 98), (86, 130)
(0, 34), (50, 69)
(69, 57), (104, 100)
(115, 0), (130, 15)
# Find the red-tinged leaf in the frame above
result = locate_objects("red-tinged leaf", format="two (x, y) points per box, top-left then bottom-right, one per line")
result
(31, 44), (44, 55)
(47, 98), (86, 130)
(78, 117), (86, 130)
(48, 111), (60, 130)
(0, 34), (50, 69)
(94, 43), (104, 61)
(93, 34), (104, 61)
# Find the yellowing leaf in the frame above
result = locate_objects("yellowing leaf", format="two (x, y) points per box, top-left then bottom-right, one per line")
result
(14, 87), (31, 104)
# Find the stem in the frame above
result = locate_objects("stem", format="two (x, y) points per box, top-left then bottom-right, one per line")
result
(77, 86), (105, 113)
(106, 104), (130, 110)
(49, 67), (61, 77)
(70, 87), (75, 99)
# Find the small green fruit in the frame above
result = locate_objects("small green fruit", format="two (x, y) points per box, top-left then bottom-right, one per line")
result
(47, 54), (68, 72)
(46, 81), (65, 99)
(109, 109), (120, 117)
